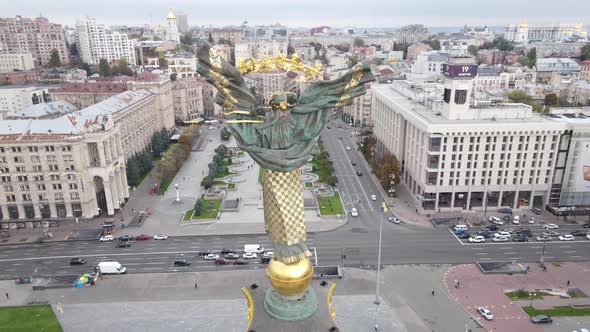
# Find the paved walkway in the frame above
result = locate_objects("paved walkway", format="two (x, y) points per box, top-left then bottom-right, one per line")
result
(444, 262), (590, 332)
(0, 267), (444, 332)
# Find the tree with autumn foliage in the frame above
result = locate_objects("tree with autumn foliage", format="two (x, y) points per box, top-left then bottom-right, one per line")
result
(375, 153), (401, 194)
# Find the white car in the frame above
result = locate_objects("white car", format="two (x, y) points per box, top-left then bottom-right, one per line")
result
(512, 216), (520, 224)
(477, 306), (494, 320)
(263, 252), (274, 258)
(489, 216), (503, 225)
(536, 235), (553, 242)
(493, 235), (510, 242)
(388, 217), (400, 224)
(558, 235), (575, 241)
(153, 234), (168, 240)
(99, 235), (114, 242)
(469, 236), (485, 243)
(243, 252), (258, 259)
(351, 208), (358, 217)
(345, 146), (351, 151)
(587, 234), (590, 241)
(544, 224), (559, 230)
(204, 254), (220, 260)
(370, 195), (377, 201)
(207, 126), (215, 130)
(494, 231), (511, 238)
(528, 217), (536, 224)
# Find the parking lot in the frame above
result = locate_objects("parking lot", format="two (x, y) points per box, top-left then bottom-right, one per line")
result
(450, 219), (590, 245)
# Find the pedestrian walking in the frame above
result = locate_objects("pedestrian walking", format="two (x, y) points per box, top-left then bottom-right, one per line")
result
(454, 280), (458, 288)
(457, 281), (461, 288)
(320, 273), (324, 280)
(374, 323), (379, 331)
(195, 283), (198, 289)
(431, 290), (435, 296)
(5, 292), (8, 299)
(567, 280), (571, 287)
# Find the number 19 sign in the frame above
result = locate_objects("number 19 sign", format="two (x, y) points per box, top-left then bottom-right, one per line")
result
(442, 64), (478, 78)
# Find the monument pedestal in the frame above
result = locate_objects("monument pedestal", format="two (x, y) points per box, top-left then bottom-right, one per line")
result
(243, 281), (339, 332)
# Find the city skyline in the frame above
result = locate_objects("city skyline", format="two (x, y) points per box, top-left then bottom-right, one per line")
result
(0, 0), (588, 28)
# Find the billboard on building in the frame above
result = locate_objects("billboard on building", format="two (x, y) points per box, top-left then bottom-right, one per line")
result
(575, 142), (590, 191)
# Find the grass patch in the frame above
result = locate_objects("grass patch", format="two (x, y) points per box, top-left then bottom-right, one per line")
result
(258, 168), (264, 184)
(183, 209), (194, 221)
(567, 288), (588, 298)
(18, 238), (28, 242)
(215, 168), (235, 178)
(228, 183), (236, 190)
(304, 182), (313, 188)
(0, 239), (8, 243)
(0, 305), (63, 332)
(212, 181), (227, 186)
(191, 199), (222, 220)
(506, 289), (545, 300)
(317, 192), (344, 215)
(523, 305), (590, 317)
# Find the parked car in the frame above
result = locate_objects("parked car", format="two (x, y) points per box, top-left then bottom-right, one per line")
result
(233, 259), (248, 265)
(512, 216), (520, 224)
(530, 315), (553, 324)
(69, 258), (86, 265)
(513, 236), (528, 242)
(498, 208), (513, 214)
(468, 236), (485, 243)
(493, 235), (510, 242)
(486, 225), (500, 231)
(454, 229), (467, 236)
(489, 216), (503, 225)
(543, 230), (559, 237)
(388, 217), (400, 224)
(134, 234), (151, 241)
(263, 251), (274, 258)
(214, 258), (230, 265)
(370, 194), (377, 201)
(224, 253), (240, 259)
(536, 235), (553, 242)
(117, 235), (135, 242)
(570, 230), (587, 237)
(531, 207), (542, 215)
(543, 224), (559, 230)
(153, 234), (168, 240)
(477, 306), (494, 320)
(454, 225), (469, 232)
(351, 161), (357, 166)
(558, 235), (575, 241)
(351, 208), (358, 217)
(356, 170), (363, 176)
(173, 259), (190, 266)
(204, 254), (220, 260)
(261, 257), (272, 264)
(583, 223), (590, 228)
(458, 233), (471, 239)
(345, 146), (351, 151)
(494, 231), (511, 238)
(99, 235), (114, 242)
(221, 248), (235, 255)
(243, 252), (258, 259)
(515, 228), (532, 237)
(476, 230), (491, 238)
(587, 234), (590, 241)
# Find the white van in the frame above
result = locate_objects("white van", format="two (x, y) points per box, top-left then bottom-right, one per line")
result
(512, 216), (520, 224)
(489, 216), (503, 225)
(351, 208), (358, 217)
(454, 225), (468, 232)
(97, 261), (126, 274)
(244, 244), (264, 254)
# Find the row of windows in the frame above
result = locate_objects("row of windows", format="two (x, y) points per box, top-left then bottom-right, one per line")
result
(439, 159), (553, 169)
(0, 145), (71, 153)
(439, 177), (550, 186)
(0, 174), (76, 183)
(6, 192), (80, 202)
(3, 182), (78, 192)
(0, 163), (75, 173)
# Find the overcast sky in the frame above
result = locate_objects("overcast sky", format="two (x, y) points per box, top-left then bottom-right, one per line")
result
(1, 0), (588, 28)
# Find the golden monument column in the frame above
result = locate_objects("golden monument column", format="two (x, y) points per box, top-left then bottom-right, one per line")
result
(197, 43), (374, 326)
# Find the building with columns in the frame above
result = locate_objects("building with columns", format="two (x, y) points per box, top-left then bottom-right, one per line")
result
(372, 56), (567, 213)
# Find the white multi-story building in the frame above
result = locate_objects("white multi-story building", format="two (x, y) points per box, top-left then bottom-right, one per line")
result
(0, 52), (34, 72)
(410, 51), (449, 77)
(0, 85), (50, 119)
(343, 84), (373, 126)
(0, 16), (69, 66)
(165, 10), (180, 43)
(75, 16), (137, 65)
(174, 11), (188, 34)
(234, 40), (287, 62)
(245, 71), (297, 104)
(505, 22), (587, 43)
(372, 56), (566, 212)
(173, 77), (205, 121)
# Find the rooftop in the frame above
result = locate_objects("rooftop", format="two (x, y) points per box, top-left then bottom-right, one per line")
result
(51, 82), (128, 94)
(6, 100), (79, 119)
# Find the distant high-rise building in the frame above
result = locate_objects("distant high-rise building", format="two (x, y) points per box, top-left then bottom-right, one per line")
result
(75, 16), (136, 65)
(0, 16), (69, 66)
(505, 21), (588, 43)
(165, 9), (180, 43)
(174, 11), (188, 34)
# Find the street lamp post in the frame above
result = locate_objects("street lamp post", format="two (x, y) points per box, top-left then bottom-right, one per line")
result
(375, 175), (395, 306)
(540, 238), (547, 266)
(529, 292), (536, 308)
(174, 183), (181, 202)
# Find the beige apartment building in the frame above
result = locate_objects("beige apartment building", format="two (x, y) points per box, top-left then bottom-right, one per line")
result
(0, 52), (34, 72)
(173, 78), (205, 121)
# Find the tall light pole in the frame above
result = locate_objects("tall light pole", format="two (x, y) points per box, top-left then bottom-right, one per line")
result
(174, 183), (181, 202)
(375, 175), (394, 306)
(529, 292), (536, 308)
(540, 238), (547, 266)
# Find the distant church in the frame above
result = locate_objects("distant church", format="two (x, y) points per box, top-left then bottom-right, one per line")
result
(165, 9), (180, 43)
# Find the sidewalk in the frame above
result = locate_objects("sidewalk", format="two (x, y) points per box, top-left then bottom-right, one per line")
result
(444, 262), (590, 332)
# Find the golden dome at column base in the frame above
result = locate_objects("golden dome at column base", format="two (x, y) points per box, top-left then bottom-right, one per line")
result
(266, 258), (313, 296)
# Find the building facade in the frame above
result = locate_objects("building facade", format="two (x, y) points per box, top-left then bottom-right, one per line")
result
(505, 22), (587, 43)
(0, 85), (51, 119)
(165, 10), (180, 43)
(580, 60), (590, 81)
(343, 84), (372, 126)
(536, 58), (581, 83)
(397, 24), (429, 44)
(173, 77), (205, 121)
(0, 52), (34, 72)
(75, 16), (137, 65)
(235, 40), (287, 62)
(406, 43), (431, 61)
(51, 82), (128, 109)
(245, 71), (298, 104)
(372, 57), (565, 212)
(0, 16), (69, 66)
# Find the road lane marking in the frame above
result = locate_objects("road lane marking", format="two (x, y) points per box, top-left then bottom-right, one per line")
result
(571, 256), (582, 258)
(139, 267), (163, 270)
(559, 246), (572, 248)
(563, 251), (577, 254)
(499, 247), (513, 250)
(504, 252), (517, 255)
(471, 247), (484, 250)
(475, 253), (488, 255)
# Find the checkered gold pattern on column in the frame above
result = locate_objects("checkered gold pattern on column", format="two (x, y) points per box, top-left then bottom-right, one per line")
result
(263, 169), (307, 246)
